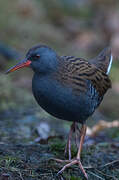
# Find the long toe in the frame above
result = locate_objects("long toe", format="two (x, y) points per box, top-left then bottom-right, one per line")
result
(52, 158), (71, 163)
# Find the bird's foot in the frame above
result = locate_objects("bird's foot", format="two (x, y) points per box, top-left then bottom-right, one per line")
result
(53, 158), (88, 180)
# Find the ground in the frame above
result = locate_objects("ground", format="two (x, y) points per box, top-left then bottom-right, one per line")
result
(0, 140), (119, 179)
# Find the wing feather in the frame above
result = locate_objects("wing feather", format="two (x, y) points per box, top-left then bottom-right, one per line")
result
(57, 57), (111, 97)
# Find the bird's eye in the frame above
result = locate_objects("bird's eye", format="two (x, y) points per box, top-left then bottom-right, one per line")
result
(35, 54), (40, 58)
(32, 54), (40, 60)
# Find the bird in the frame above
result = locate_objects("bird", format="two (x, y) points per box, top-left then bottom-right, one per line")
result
(6, 45), (112, 179)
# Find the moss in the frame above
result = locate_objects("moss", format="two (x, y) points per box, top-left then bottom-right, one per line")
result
(70, 176), (83, 180)
(50, 139), (66, 154)
(50, 139), (77, 158)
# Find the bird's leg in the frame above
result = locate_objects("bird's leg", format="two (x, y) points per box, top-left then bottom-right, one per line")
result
(74, 123), (80, 149)
(64, 122), (76, 160)
(76, 124), (87, 178)
(57, 124), (88, 179)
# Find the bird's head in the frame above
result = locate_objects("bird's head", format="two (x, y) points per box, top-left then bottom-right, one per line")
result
(6, 45), (58, 74)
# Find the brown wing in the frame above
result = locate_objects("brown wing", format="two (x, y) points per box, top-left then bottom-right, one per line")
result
(57, 56), (111, 97)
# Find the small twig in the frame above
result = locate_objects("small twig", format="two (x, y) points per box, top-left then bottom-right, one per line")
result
(88, 171), (105, 180)
(95, 169), (118, 180)
(60, 176), (65, 180)
(83, 166), (94, 170)
(100, 160), (119, 169)
(19, 171), (24, 180)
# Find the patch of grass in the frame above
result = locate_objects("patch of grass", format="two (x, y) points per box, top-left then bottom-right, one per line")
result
(65, 175), (83, 180)
(50, 139), (77, 158)
(0, 156), (20, 168)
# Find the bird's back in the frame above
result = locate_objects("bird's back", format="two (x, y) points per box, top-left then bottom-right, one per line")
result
(58, 47), (112, 97)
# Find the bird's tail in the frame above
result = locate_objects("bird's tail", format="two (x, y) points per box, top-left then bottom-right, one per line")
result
(90, 47), (113, 74)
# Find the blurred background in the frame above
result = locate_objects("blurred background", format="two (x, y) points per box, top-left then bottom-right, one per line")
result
(0, 0), (119, 147)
